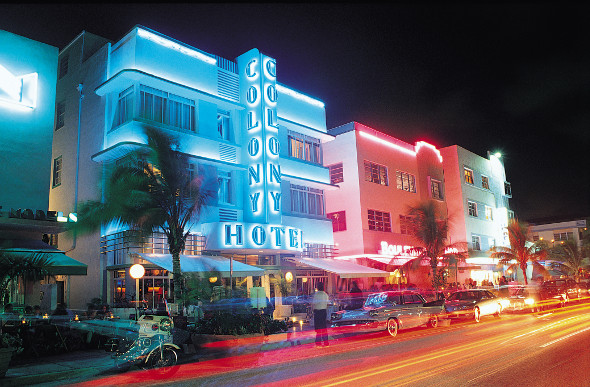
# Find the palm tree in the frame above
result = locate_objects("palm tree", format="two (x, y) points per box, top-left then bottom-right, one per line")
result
(549, 239), (589, 281)
(398, 200), (468, 289)
(75, 128), (211, 302)
(490, 220), (547, 285)
(0, 251), (54, 304)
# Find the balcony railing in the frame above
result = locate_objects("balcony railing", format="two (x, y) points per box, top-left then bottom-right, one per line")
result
(301, 243), (336, 259)
(100, 230), (205, 266)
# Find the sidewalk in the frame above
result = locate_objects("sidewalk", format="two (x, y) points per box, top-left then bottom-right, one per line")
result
(2, 321), (333, 386)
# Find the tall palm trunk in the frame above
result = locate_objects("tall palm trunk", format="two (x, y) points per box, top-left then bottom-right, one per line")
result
(167, 228), (186, 303)
(520, 263), (528, 285)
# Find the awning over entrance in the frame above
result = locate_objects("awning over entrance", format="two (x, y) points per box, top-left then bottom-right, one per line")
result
(290, 257), (391, 278)
(136, 254), (265, 278)
(0, 249), (87, 276)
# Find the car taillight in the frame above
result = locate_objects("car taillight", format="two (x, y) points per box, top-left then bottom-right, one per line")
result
(152, 323), (159, 331)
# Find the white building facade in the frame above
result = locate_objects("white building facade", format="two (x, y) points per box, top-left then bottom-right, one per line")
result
(49, 26), (336, 310)
(440, 145), (514, 284)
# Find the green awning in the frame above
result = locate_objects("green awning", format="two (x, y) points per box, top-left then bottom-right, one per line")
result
(0, 249), (87, 276)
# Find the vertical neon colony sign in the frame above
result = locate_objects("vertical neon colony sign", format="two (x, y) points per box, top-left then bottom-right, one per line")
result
(221, 49), (302, 251)
(0, 64), (37, 109)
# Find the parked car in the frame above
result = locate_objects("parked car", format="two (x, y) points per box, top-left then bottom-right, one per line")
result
(330, 291), (445, 337)
(444, 289), (507, 322)
(540, 279), (582, 304)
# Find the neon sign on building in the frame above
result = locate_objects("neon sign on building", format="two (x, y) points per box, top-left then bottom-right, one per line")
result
(222, 222), (303, 251)
(379, 241), (459, 257)
(0, 64), (38, 109)
(239, 49), (281, 225)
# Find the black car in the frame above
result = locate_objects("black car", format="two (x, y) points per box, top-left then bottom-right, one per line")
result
(540, 279), (581, 305)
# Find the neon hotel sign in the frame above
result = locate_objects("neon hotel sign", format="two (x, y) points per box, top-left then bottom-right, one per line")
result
(0, 64), (38, 109)
(222, 50), (302, 251)
(380, 241), (458, 257)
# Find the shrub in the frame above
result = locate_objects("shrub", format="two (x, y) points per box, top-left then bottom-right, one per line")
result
(193, 311), (287, 336)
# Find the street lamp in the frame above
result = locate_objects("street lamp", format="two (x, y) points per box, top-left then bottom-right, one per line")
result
(130, 264), (145, 320)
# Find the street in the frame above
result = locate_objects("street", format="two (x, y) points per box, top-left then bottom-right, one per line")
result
(73, 300), (590, 386)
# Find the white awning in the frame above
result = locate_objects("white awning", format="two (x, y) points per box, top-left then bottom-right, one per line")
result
(290, 257), (391, 278)
(136, 253), (265, 277)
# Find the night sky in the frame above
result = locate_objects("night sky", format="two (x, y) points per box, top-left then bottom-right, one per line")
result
(2, 4), (588, 222)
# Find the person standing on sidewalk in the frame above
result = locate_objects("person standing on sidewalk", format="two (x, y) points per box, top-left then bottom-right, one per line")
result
(312, 282), (329, 347)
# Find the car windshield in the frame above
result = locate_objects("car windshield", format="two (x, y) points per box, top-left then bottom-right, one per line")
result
(448, 291), (481, 301)
(364, 293), (401, 307)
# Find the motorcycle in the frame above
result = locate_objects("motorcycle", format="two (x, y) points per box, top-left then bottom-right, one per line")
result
(107, 314), (182, 372)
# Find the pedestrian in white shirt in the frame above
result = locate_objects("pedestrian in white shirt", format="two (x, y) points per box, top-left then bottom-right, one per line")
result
(312, 282), (329, 347)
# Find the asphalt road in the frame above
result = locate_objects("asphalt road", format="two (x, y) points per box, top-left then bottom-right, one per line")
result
(74, 300), (590, 387)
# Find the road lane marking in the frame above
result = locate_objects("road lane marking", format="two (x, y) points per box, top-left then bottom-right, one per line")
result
(540, 326), (590, 347)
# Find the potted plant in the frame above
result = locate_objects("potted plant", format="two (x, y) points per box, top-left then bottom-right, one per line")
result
(0, 332), (23, 377)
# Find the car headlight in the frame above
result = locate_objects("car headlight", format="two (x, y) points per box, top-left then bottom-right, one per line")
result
(524, 298), (535, 305)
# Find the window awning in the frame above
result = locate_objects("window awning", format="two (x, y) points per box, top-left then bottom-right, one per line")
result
(0, 249), (87, 276)
(289, 257), (391, 278)
(136, 253), (265, 278)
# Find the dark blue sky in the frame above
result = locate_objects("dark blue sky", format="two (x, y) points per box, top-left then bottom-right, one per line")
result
(2, 4), (588, 222)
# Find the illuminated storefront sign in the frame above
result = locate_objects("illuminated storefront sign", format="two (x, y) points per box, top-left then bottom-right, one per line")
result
(222, 222), (303, 251)
(239, 49), (281, 225)
(0, 63), (38, 109)
(379, 241), (458, 257)
(2, 207), (76, 222)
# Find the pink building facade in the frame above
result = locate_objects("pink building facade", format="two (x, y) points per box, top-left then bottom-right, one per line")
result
(323, 122), (448, 291)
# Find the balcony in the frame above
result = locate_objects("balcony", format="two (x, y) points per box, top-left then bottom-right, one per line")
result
(100, 230), (205, 267)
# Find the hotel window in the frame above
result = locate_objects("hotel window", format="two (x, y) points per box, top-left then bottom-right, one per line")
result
(288, 131), (322, 164)
(399, 215), (412, 235)
(467, 201), (478, 217)
(114, 87), (134, 127)
(472, 235), (481, 250)
(485, 205), (493, 221)
(217, 110), (230, 140)
(52, 156), (62, 188)
(58, 55), (69, 79)
(365, 161), (388, 186)
(185, 163), (197, 198)
(504, 182), (512, 196)
(140, 85), (196, 131)
(464, 168), (474, 185)
(554, 232), (573, 241)
(327, 211), (347, 232)
(55, 101), (65, 130)
(218, 171), (232, 204)
(396, 170), (416, 192)
(328, 163), (344, 184)
(430, 178), (443, 200)
(481, 175), (490, 190)
(368, 209), (392, 232)
(290, 184), (325, 216)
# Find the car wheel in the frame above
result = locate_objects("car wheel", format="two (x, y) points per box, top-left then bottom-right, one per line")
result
(494, 304), (502, 318)
(474, 307), (481, 323)
(387, 318), (398, 337)
(428, 315), (438, 328)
